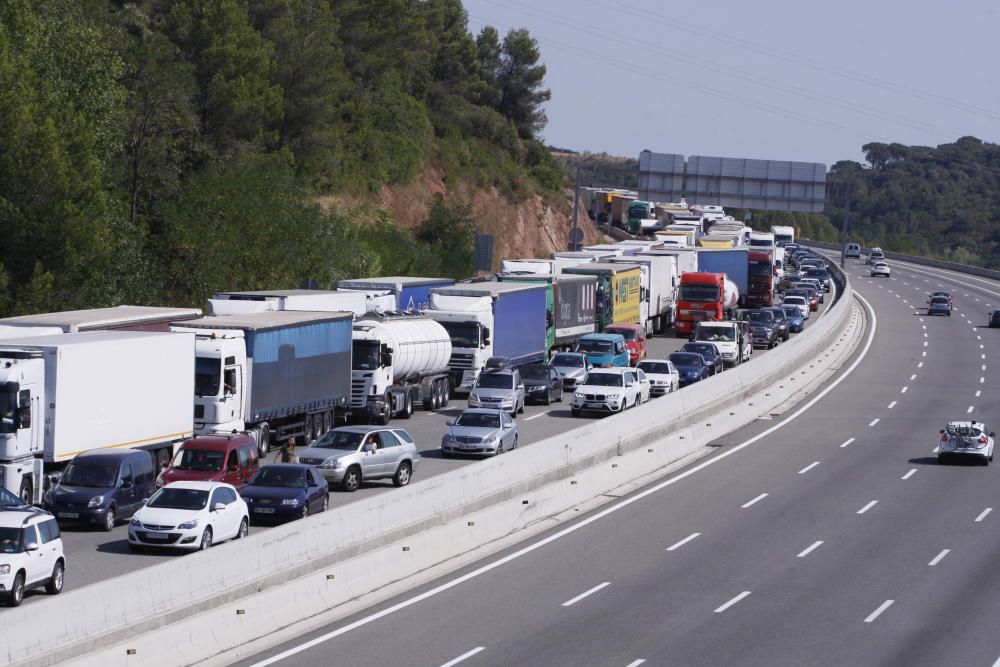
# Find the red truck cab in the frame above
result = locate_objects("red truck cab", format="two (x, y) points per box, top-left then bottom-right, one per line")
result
(156, 433), (260, 490)
(747, 249), (775, 307)
(675, 272), (727, 336)
(604, 324), (647, 365)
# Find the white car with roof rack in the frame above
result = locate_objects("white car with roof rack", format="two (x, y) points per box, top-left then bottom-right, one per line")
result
(938, 421), (995, 465)
(0, 496), (65, 606)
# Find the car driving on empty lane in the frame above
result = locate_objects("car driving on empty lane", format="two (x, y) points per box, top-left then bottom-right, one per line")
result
(939, 421), (995, 465)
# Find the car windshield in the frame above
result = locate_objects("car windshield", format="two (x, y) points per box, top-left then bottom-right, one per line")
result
(684, 344), (715, 356)
(520, 365), (550, 380)
(61, 462), (118, 488)
(250, 467), (307, 488)
(476, 373), (514, 389)
(607, 328), (637, 341)
(697, 327), (734, 341)
(784, 297), (806, 305)
(455, 412), (501, 428)
(805, 268), (828, 277)
(931, 297), (949, 305)
(576, 339), (612, 353)
(947, 424), (983, 439)
(0, 487), (24, 508)
(311, 430), (363, 451)
(744, 312), (773, 323)
(781, 307), (802, 318)
(0, 527), (20, 553)
(550, 354), (585, 368)
(669, 353), (702, 366)
(147, 487), (209, 510)
(171, 448), (225, 472)
(194, 357), (221, 397)
(678, 284), (720, 301)
(584, 373), (623, 387)
(637, 362), (672, 374)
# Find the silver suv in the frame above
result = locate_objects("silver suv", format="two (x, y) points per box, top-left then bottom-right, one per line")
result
(0, 501), (65, 606)
(468, 368), (525, 415)
(296, 426), (420, 492)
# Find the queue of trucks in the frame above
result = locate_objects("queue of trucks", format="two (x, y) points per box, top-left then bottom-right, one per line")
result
(0, 199), (797, 504)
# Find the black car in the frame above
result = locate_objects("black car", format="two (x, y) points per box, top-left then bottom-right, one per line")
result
(740, 310), (781, 349)
(990, 310), (1000, 328)
(519, 364), (564, 405)
(762, 306), (791, 341)
(681, 342), (724, 375)
(240, 464), (329, 523)
(802, 266), (831, 292)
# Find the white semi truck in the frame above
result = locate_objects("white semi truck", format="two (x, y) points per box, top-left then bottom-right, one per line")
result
(0, 331), (195, 504)
(208, 289), (394, 317)
(0, 305), (202, 332)
(350, 312), (453, 423)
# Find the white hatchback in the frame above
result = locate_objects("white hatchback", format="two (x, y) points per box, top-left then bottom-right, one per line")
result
(781, 295), (810, 319)
(636, 359), (679, 396)
(871, 262), (890, 278)
(938, 421), (995, 465)
(129, 481), (249, 551)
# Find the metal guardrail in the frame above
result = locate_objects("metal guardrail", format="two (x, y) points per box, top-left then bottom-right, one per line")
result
(801, 239), (1000, 281)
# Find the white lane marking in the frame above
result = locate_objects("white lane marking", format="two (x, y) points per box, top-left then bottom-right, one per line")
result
(981, 377), (986, 384)
(976, 390), (982, 397)
(976, 508), (993, 522)
(910, 374), (917, 380)
(666, 533), (701, 552)
(902, 469), (916, 480)
(976, 297), (982, 301)
(840, 438), (855, 448)
(903, 299), (908, 304)
(561, 582), (610, 607)
(928, 549), (951, 567)
(887, 401), (897, 409)
(714, 591), (751, 613)
(797, 541), (823, 558)
(922, 325), (927, 330)
(625, 661), (646, 667)
(923, 332), (928, 338)
(983, 354), (988, 360)
(440, 647), (486, 667)
(968, 406), (975, 414)
(242, 293), (881, 667)
(979, 336), (984, 341)
(901, 387), (908, 394)
(742, 493), (768, 509)
(981, 344), (986, 349)
(857, 500), (878, 515)
(983, 365), (987, 371)
(524, 411), (550, 421)
(922, 351), (927, 357)
(918, 362), (924, 368)
(923, 341), (928, 347)
(869, 419), (880, 427)
(865, 600), (894, 623)
(798, 462), (820, 474)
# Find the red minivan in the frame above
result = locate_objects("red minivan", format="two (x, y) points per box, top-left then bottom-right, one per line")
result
(156, 434), (260, 490)
(604, 324), (647, 366)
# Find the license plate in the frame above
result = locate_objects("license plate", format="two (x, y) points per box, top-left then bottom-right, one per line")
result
(58, 512), (79, 519)
(460, 445), (478, 450)
(254, 508), (275, 514)
(146, 531), (169, 539)
(587, 402), (605, 408)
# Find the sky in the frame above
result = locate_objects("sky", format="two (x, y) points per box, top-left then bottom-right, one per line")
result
(461, 0), (1000, 168)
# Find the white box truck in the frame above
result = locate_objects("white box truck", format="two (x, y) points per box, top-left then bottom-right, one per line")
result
(208, 289), (394, 317)
(0, 305), (202, 332)
(0, 331), (195, 504)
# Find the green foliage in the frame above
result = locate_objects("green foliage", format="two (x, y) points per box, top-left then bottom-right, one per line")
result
(416, 196), (476, 280)
(476, 27), (551, 140)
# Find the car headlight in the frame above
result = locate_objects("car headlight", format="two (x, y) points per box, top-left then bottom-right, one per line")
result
(177, 519), (199, 530)
(88, 495), (105, 508)
(0, 564), (9, 575)
(503, 394), (514, 403)
(130, 516), (142, 527)
(607, 393), (620, 400)
(281, 498), (299, 506)
(322, 458), (343, 469)
(442, 434), (456, 444)
(574, 392), (584, 398)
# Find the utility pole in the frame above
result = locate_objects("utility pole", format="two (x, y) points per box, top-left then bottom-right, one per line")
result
(839, 179), (851, 270)
(570, 165), (581, 250)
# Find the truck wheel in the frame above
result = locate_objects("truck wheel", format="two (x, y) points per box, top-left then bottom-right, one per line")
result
(18, 479), (32, 506)
(322, 411), (333, 435)
(377, 393), (392, 425)
(400, 392), (413, 419)
(441, 380), (451, 407)
(304, 414), (315, 441)
(257, 425), (271, 458)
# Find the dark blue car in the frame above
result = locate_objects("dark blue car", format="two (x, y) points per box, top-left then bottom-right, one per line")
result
(780, 305), (805, 333)
(668, 352), (711, 386)
(681, 342), (723, 375)
(240, 464), (329, 523)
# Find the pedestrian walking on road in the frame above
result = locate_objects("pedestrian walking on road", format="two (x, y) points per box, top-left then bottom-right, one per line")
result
(273, 436), (298, 463)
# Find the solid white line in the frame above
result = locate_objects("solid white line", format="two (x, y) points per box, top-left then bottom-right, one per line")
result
(857, 500), (878, 515)
(869, 419), (880, 427)
(524, 411), (550, 421)
(624, 661), (646, 667)
(887, 401), (897, 409)
(561, 582), (610, 607)
(798, 462), (820, 474)
(968, 406), (975, 414)
(840, 438), (855, 448)
(865, 600), (894, 623)
(742, 493), (768, 509)
(714, 591), (751, 613)
(976, 508), (993, 522)
(243, 293), (880, 667)
(797, 541), (823, 558)
(901, 387), (908, 394)
(928, 549), (950, 567)
(901, 469), (916, 480)
(666, 533), (701, 551)
(440, 647), (486, 667)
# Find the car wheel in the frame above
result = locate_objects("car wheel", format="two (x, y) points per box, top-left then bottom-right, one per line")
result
(8, 572), (24, 607)
(400, 392), (413, 420)
(18, 479), (32, 506)
(199, 527), (213, 551)
(513, 434), (519, 449)
(543, 391), (551, 406)
(45, 561), (64, 595)
(102, 507), (117, 532)
(321, 496), (329, 512)
(236, 517), (249, 538)
(938, 454), (947, 465)
(377, 392), (392, 425)
(393, 461), (412, 487)
(301, 504), (310, 519)
(496, 441), (505, 456)
(517, 400), (524, 415)
(340, 467), (361, 492)
(556, 387), (563, 402)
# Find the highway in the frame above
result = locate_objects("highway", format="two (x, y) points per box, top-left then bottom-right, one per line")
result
(20, 296), (832, 604)
(235, 257), (1000, 667)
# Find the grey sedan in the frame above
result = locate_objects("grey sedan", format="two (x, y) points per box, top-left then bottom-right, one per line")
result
(441, 409), (518, 457)
(296, 426), (420, 492)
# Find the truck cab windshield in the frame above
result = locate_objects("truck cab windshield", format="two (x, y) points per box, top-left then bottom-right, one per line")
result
(749, 262), (772, 277)
(439, 322), (480, 348)
(352, 341), (381, 371)
(194, 357), (221, 397)
(678, 285), (719, 301)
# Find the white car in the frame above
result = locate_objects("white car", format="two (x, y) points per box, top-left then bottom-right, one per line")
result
(636, 359), (680, 396)
(871, 262), (890, 278)
(0, 503), (65, 606)
(781, 295), (810, 319)
(570, 367), (641, 416)
(634, 368), (651, 403)
(129, 481), (249, 551)
(939, 421), (995, 465)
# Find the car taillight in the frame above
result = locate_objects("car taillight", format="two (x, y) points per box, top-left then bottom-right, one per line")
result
(980, 436), (989, 445)
(941, 435), (948, 443)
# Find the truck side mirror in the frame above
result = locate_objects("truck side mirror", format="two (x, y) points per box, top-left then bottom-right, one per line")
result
(381, 352), (392, 366)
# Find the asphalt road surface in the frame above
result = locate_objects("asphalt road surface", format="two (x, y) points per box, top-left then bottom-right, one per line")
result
(237, 257), (1000, 667)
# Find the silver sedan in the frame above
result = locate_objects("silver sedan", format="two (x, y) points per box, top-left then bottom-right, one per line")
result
(441, 409), (518, 457)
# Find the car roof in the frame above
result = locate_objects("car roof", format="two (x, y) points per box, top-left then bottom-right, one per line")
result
(947, 421), (985, 430)
(161, 480), (225, 491)
(460, 408), (506, 416)
(75, 448), (147, 462)
(180, 435), (253, 451)
(638, 358), (672, 364)
(329, 424), (405, 434)
(0, 507), (53, 527)
(587, 367), (630, 375)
